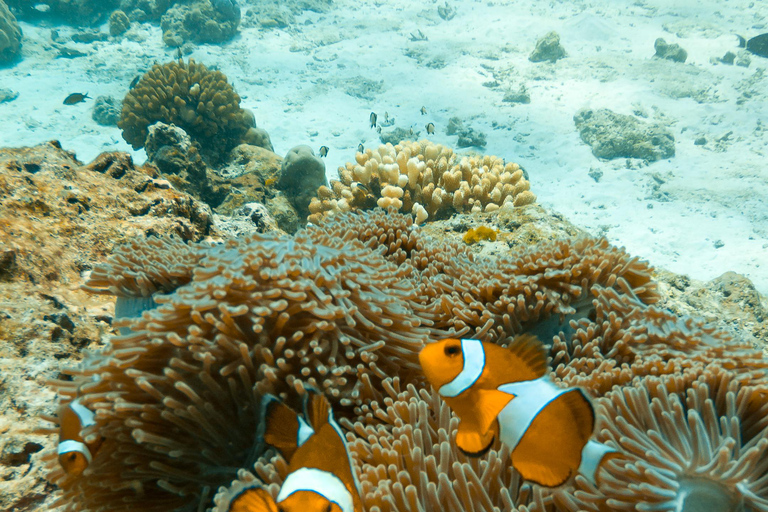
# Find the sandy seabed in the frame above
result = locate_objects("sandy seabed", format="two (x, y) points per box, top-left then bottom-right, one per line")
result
(1, 0), (766, 293)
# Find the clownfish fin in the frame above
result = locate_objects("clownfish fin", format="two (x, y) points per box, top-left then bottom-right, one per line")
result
(456, 419), (497, 457)
(303, 390), (332, 432)
(262, 395), (313, 461)
(511, 388), (595, 487)
(475, 388), (514, 435)
(506, 334), (549, 379)
(215, 483), (278, 512)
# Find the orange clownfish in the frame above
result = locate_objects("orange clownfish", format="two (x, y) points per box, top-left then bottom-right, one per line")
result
(218, 391), (362, 512)
(419, 335), (619, 487)
(57, 398), (102, 476)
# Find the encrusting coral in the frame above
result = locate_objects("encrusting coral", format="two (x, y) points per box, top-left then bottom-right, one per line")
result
(308, 140), (537, 224)
(40, 208), (768, 511)
(118, 58), (250, 154)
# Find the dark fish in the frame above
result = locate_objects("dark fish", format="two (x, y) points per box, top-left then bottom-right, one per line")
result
(420, 106), (427, 115)
(739, 33), (768, 58)
(370, 111), (377, 128)
(176, 47), (183, 60)
(63, 93), (90, 105)
(353, 182), (369, 193)
(357, 143), (364, 153)
(129, 75), (141, 89)
(319, 146), (329, 157)
(426, 122), (435, 134)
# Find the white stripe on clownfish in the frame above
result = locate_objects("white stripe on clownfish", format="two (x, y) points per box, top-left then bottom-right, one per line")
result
(57, 440), (93, 463)
(69, 399), (96, 428)
(438, 338), (485, 397)
(276, 467), (354, 512)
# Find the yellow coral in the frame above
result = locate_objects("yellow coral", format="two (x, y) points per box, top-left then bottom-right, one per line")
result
(463, 225), (498, 245)
(308, 140), (537, 223)
(118, 58), (249, 150)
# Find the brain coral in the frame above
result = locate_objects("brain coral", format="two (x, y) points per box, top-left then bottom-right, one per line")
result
(0, 0), (22, 64)
(118, 58), (250, 153)
(308, 140), (537, 224)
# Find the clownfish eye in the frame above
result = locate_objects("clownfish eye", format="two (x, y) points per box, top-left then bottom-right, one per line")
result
(444, 344), (461, 356)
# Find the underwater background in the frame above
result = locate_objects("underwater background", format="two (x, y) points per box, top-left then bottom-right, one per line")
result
(1, 0), (768, 511)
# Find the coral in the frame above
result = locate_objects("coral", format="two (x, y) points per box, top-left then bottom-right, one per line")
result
(654, 37), (687, 63)
(308, 140), (536, 224)
(108, 9), (130, 36)
(529, 31), (566, 63)
(160, 0), (240, 47)
(91, 95), (122, 126)
(590, 369), (768, 511)
(118, 58), (250, 156)
(573, 108), (675, 161)
(278, 145), (327, 219)
(0, 0), (22, 64)
(462, 225), (497, 244)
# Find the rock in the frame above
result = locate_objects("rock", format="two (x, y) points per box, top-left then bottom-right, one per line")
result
(266, 193), (300, 234)
(0, 140), (216, 511)
(0, 87), (18, 103)
(720, 51), (736, 65)
(653, 38), (687, 63)
(529, 31), (566, 63)
(160, 0), (240, 47)
(277, 145), (327, 220)
(144, 121), (193, 160)
(573, 108), (675, 161)
(91, 95), (122, 126)
(0, 0), (22, 64)
(444, 117), (487, 148)
(109, 9), (131, 36)
(502, 86), (531, 104)
(380, 127), (418, 145)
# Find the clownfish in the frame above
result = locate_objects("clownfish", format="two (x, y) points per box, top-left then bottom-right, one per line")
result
(419, 335), (619, 487)
(219, 391), (362, 512)
(57, 399), (102, 476)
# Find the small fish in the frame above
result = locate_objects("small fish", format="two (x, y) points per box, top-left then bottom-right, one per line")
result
(129, 75), (141, 89)
(352, 181), (369, 193)
(369, 112), (377, 129)
(420, 106), (427, 115)
(176, 47), (183, 60)
(57, 399), (103, 476)
(376, 126), (382, 134)
(265, 177), (277, 186)
(63, 93), (90, 105)
(739, 33), (768, 58)
(384, 112), (389, 121)
(357, 143), (364, 153)
(264, 391), (362, 512)
(319, 146), (329, 158)
(426, 122), (435, 134)
(419, 335), (619, 487)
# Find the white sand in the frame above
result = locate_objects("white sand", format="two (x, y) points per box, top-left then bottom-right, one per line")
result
(1, 0), (766, 293)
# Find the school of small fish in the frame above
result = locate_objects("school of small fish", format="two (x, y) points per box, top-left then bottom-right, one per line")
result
(56, 333), (622, 509)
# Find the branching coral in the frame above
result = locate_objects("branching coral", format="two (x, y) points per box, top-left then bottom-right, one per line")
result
(118, 58), (250, 152)
(308, 140), (537, 224)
